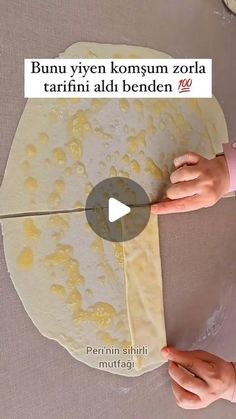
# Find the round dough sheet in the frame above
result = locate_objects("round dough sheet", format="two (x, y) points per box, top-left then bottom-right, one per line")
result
(0, 42), (228, 377)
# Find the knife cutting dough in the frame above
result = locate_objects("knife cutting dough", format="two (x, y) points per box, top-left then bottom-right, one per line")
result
(0, 42), (228, 376)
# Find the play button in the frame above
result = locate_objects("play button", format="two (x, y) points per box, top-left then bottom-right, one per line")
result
(108, 198), (131, 222)
(85, 177), (150, 242)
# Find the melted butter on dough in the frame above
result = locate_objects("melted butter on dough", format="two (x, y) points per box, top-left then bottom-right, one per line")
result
(147, 116), (156, 135)
(64, 166), (73, 176)
(53, 179), (65, 194)
(67, 287), (81, 305)
(48, 192), (61, 208)
(85, 182), (93, 194)
(112, 243), (124, 265)
(74, 302), (116, 328)
(133, 99), (143, 113)
(74, 200), (83, 209)
(52, 148), (66, 165)
(121, 154), (129, 164)
(188, 98), (202, 116)
(119, 99), (129, 112)
(69, 110), (91, 138)
(44, 244), (84, 287)
(23, 219), (41, 239)
(26, 144), (37, 158)
(91, 98), (104, 112)
(97, 260), (118, 283)
(66, 287), (116, 329)
(110, 166), (117, 177)
(38, 132), (49, 145)
(127, 130), (146, 153)
(94, 127), (112, 140)
(118, 170), (129, 178)
(91, 236), (104, 256)
(50, 284), (66, 296)
(73, 161), (86, 176)
(17, 247), (34, 270)
(145, 157), (163, 179)
(48, 215), (69, 230)
(24, 176), (38, 192)
(66, 139), (82, 160)
(130, 159), (140, 174)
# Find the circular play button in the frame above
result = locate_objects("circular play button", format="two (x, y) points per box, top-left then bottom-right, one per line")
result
(85, 177), (150, 242)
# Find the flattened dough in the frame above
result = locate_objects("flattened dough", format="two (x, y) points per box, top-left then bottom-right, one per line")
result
(123, 215), (166, 370)
(1, 213), (133, 374)
(0, 42), (229, 376)
(1, 211), (166, 376)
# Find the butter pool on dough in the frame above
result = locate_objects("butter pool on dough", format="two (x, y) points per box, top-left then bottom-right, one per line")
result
(0, 41), (229, 376)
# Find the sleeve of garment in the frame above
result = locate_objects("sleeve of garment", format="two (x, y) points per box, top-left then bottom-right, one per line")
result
(231, 362), (236, 402)
(223, 142), (236, 192)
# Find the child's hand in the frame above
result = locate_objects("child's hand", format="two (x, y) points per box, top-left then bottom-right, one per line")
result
(161, 347), (236, 409)
(151, 152), (230, 214)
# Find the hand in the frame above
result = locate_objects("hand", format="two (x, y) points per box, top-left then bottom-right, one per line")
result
(161, 346), (236, 410)
(151, 152), (230, 215)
